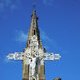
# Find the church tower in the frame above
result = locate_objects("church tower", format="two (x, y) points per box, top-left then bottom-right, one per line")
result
(22, 10), (45, 80)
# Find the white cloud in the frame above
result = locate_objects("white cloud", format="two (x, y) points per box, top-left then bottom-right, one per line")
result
(15, 30), (60, 51)
(0, 0), (21, 12)
(15, 31), (27, 42)
(15, 30), (51, 43)
(41, 31), (52, 42)
(0, 3), (4, 12)
(40, 30), (59, 51)
(10, 4), (17, 10)
(43, 0), (54, 6)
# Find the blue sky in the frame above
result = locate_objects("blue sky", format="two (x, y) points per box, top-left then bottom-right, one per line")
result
(0, 0), (80, 80)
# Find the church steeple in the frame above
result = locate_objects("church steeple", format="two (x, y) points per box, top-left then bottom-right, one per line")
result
(7, 8), (61, 80)
(27, 10), (42, 48)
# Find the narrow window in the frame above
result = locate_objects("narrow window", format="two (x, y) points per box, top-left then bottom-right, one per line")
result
(28, 40), (30, 44)
(34, 30), (35, 35)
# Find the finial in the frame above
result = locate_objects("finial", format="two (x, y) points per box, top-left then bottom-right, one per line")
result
(32, 0), (37, 11)
(31, 0), (37, 18)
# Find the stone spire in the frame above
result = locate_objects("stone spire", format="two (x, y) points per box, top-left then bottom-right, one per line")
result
(7, 7), (61, 80)
(27, 10), (42, 48)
